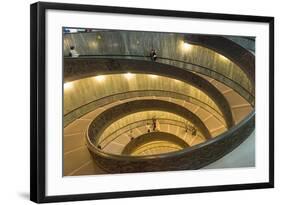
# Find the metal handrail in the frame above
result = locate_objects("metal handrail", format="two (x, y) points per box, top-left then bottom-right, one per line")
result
(64, 90), (226, 127)
(87, 110), (254, 160)
(99, 118), (205, 149)
(85, 110), (254, 172)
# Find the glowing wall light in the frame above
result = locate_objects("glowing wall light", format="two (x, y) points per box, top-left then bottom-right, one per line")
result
(64, 82), (73, 90)
(149, 74), (158, 79)
(95, 75), (105, 82)
(91, 41), (97, 48)
(182, 41), (192, 50)
(124, 72), (135, 80)
(219, 54), (228, 61)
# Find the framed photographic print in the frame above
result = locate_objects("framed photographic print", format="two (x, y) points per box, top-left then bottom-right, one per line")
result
(30, 1), (274, 203)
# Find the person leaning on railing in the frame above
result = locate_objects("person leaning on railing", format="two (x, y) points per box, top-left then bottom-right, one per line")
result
(150, 48), (157, 61)
(69, 46), (79, 57)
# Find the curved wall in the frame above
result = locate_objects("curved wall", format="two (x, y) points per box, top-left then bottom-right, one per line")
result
(87, 112), (255, 173)
(64, 31), (253, 96)
(131, 142), (182, 156)
(185, 34), (255, 84)
(100, 111), (194, 139)
(99, 110), (204, 154)
(64, 61), (235, 128)
(225, 36), (255, 53)
(122, 132), (190, 155)
(87, 99), (212, 145)
(64, 74), (219, 114)
(100, 118), (205, 154)
(62, 31), (255, 175)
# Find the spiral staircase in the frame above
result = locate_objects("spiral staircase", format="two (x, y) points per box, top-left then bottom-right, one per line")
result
(63, 31), (255, 176)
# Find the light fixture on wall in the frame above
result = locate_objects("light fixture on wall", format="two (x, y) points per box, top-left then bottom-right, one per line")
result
(124, 72), (135, 80)
(95, 75), (105, 82)
(183, 41), (191, 49)
(183, 40), (192, 50)
(91, 41), (97, 48)
(219, 54), (228, 61)
(149, 74), (158, 79)
(64, 82), (73, 90)
(182, 35), (193, 50)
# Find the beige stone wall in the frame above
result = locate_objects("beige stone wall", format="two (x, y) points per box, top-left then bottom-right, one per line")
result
(64, 74), (220, 115)
(64, 31), (253, 95)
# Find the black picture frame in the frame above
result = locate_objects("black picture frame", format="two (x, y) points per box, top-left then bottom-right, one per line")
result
(30, 1), (274, 203)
